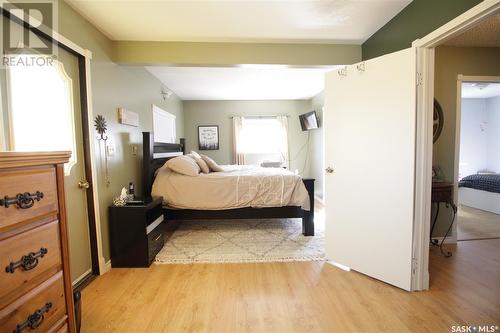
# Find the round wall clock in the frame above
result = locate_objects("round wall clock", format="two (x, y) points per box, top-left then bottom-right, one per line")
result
(433, 99), (444, 143)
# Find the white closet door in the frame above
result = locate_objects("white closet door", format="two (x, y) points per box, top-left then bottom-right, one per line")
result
(324, 48), (417, 291)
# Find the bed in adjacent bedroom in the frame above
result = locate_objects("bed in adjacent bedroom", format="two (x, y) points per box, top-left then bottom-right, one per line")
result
(458, 174), (500, 214)
(142, 132), (315, 236)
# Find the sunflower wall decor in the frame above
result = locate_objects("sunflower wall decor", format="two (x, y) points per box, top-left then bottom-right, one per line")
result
(94, 115), (110, 187)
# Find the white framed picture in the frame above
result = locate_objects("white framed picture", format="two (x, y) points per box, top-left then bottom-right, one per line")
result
(198, 125), (219, 150)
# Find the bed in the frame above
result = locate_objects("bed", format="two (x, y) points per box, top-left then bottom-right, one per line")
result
(458, 174), (500, 214)
(142, 132), (315, 236)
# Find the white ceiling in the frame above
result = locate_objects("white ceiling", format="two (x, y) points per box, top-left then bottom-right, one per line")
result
(65, 0), (412, 43)
(146, 65), (335, 100)
(462, 82), (500, 99)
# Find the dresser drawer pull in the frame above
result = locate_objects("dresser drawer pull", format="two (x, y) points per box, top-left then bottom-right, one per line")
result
(13, 302), (52, 333)
(5, 248), (48, 274)
(0, 191), (44, 209)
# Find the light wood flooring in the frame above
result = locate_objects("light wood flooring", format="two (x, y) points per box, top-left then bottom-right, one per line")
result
(457, 205), (500, 240)
(81, 237), (500, 332)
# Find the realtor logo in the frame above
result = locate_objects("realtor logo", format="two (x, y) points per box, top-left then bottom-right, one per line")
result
(1, 1), (56, 56)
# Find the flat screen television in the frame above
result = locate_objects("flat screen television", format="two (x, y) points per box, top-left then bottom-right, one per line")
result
(299, 111), (319, 131)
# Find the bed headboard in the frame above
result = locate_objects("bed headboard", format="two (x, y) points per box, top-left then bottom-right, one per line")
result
(142, 132), (185, 196)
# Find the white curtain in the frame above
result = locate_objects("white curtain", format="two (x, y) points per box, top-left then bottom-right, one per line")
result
(233, 116), (245, 165)
(276, 115), (290, 169)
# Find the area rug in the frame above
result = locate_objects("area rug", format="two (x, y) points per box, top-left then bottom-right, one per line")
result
(155, 218), (325, 264)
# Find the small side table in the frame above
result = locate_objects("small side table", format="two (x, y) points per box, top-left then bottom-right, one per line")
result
(109, 197), (165, 267)
(430, 181), (457, 257)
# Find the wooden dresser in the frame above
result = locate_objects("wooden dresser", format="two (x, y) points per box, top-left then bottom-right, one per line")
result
(0, 152), (76, 333)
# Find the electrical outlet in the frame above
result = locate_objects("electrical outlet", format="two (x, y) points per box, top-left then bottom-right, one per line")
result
(106, 144), (116, 157)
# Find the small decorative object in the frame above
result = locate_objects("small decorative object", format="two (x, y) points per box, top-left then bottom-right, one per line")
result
(127, 182), (135, 201)
(94, 115), (108, 140)
(94, 115), (110, 187)
(198, 125), (219, 150)
(113, 187), (128, 206)
(433, 99), (444, 144)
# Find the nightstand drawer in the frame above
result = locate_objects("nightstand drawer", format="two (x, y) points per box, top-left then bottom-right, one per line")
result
(0, 167), (58, 231)
(148, 221), (165, 264)
(0, 271), (67, 333)
(0, 220), (62, 309)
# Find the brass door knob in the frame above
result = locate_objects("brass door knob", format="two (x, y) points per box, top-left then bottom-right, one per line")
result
(325, 167), (334, 174)
(78, 180), (90, 189)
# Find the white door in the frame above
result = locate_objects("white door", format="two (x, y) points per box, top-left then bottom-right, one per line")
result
(324, 48), (417, 291)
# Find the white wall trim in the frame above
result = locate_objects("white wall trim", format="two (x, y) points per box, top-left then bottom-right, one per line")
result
(72, 269), (93, 287)
(411, 0), (500, 291)
(102, 260), (112, 274)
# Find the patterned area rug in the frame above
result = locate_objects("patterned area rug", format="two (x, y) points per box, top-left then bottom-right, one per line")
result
(155, 217), (325, 264)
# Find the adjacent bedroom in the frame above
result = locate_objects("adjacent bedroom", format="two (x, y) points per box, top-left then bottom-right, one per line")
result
(457, 82), (500, 240)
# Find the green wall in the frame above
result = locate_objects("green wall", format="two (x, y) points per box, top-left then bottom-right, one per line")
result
(362, 0), (482, 60)
(308, 92), (324, 199)
(183, 100), (313, 175)
(114, 41), (361, 66)
(58, 0), (185, 266)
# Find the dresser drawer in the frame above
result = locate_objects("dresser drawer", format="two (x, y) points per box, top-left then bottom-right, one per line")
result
(0, 167), (59, 231)
(0, 271), (67, 333)
(0, 221), (62, 309)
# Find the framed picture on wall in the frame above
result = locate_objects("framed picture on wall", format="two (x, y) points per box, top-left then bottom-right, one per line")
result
(198, 125), (219, 150)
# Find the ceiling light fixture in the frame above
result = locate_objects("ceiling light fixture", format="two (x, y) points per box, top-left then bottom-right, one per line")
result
(471, 82), (490, 90)
(161, 87), (173, 100)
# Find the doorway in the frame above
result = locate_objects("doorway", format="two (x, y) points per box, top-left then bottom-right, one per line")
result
(457, 79), (500, 241)
(0, 9), (100, 289)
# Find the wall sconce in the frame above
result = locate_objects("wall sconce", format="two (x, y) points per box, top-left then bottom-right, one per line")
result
(161, 87), (173, 101)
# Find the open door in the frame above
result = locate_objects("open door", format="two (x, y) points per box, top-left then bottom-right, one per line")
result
(324, 48), (417, 291)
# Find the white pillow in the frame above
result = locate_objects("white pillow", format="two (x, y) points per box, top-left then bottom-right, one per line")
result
(201, 154), (224, 172)
(166, 155), (200, 176)
(189, 151), (210, 174)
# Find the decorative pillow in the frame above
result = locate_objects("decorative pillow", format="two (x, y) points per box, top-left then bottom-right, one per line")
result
(189, 151), (210, 174)
(166, 155), (200, 176)
(201, 154), (224, 172)
(190, 150), (202, 159)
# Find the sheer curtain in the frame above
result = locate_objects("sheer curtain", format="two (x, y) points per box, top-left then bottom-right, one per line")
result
(276, 115), (290, 168)
(233, 116), (245, 165)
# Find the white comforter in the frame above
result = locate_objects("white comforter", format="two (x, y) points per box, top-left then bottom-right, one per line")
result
(152, 165), (310, 210)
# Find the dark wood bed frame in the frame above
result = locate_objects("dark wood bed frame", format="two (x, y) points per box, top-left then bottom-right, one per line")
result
(142, 132), (315, 236)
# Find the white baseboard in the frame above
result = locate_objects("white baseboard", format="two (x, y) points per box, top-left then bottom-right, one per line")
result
(102, 260), (112, 274)
(98, 256), (112, 275)
(72, 269), (92, 286)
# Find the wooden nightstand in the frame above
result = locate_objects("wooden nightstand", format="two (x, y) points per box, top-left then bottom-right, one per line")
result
(109, 197), (165, 267)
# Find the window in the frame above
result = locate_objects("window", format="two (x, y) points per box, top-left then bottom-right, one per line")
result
(238, 116), (289, 166)
(7, 55), (77, 174)
(152, 104), (176, 143)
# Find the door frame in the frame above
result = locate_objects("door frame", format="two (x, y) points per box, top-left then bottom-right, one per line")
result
(411, 0), (500, 290)
(1, 8), (107, 287)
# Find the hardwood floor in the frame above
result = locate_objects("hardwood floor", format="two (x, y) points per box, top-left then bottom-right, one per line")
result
(81, 238), (500, 332)
(457, 204), (500, 240)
